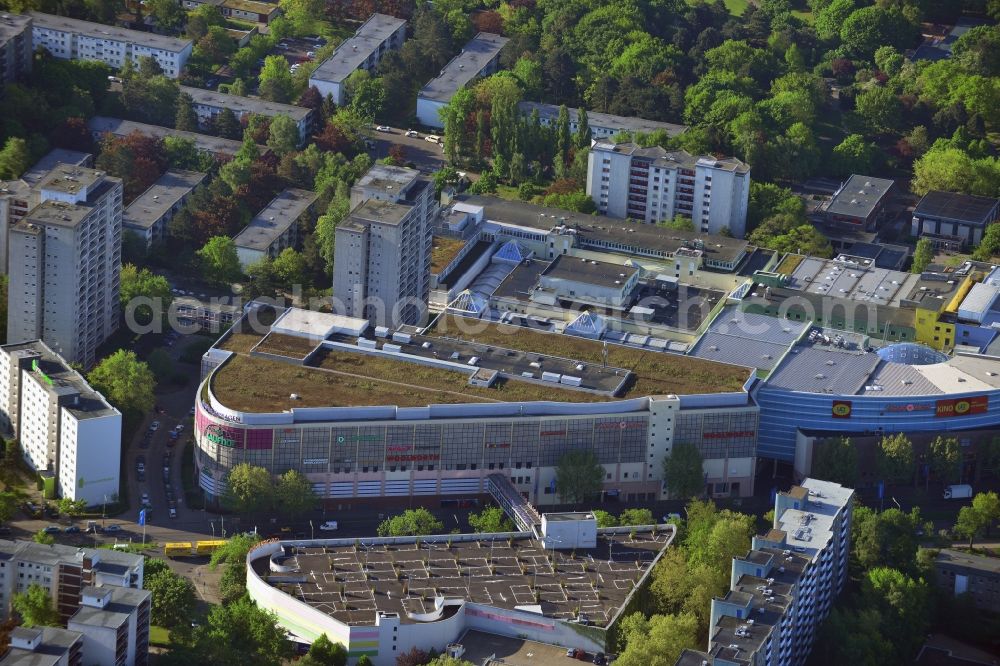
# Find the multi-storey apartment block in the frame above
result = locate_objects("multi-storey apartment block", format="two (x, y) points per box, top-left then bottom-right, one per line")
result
(7, 165), (122, 368)
(0, 341), (121, 506)
(332, 165), (434, 326)
(0, 539), (143, 623)
(2, 626), (83, 666)
(677, 478), (854, 666)
(123, 169), (205, 248)
(587, 140), (750, 238)
(233, 188), (317, 269)
(29, 12), (191, 77)
(68, 586), (151, 666)
(0, 13), (32, 84)
(88, 117), (255, 159)
(179, 85), (313, 144)
(517, 102), (689, 141)
(309, 13), (406, 106)
(416, 32), (509, 129)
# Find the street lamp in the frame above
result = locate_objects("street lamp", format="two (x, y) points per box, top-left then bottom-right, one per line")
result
(102, 495), (108, 528)
(309, 520), (314, 540)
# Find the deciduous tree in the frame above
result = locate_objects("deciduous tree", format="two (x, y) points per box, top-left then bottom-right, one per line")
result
(377, 508), (444, 537)
(811, 437), (858, 488)
(12, 585), (60, 627)
(197, 236), (243, 285)
(662, 441), (704, 499)
(224, 463), (274, 514)
(877, 433), (914, 485)
(87, 350), (156, 415)
(556, 450), (604, 505)
(274, 469), (316, 518)
(467, 506), (514, 533)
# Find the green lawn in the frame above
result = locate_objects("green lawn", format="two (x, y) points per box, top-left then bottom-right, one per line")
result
(150, 626), (171, 647)
(684, 0), (812, 20)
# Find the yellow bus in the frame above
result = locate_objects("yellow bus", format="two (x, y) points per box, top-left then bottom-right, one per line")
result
(195, 540), (226, 555)
(164, 542), (193, 558)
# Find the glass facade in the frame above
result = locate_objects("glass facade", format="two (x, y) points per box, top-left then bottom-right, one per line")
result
(196, 411), (655, 478)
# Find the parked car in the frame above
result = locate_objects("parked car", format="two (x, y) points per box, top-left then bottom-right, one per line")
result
(425, 135), (441, 144)
(104, 525), (122, 533)
(592, 653), (607, 665)
(63, 526), (80, 534)
(168, 507), (177, 519)
(43, 525), (61, 534)
(566, 648), (586, 660)
(150, 421), (160, 431)
(319, 521), (338, 531)
(189, 407), (196, 416)
(375, 125), (391, 132)
(404, 129), (419, 137)
(175, 424), (185, 433)
(136, 462), (145, 473)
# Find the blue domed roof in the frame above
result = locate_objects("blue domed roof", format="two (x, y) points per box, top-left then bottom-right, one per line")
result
(876, 343), (947, 365)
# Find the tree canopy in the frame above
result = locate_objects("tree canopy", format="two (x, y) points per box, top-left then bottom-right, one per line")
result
(87, 350), (156, 415)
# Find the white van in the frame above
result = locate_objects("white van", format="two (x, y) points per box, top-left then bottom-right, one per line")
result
(425, 135), (441, 144)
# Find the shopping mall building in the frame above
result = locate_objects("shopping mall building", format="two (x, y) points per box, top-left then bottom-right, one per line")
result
(194, 305), (759, 506)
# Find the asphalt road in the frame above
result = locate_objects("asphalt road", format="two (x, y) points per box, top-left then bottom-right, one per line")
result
(365, 125), (446, 174)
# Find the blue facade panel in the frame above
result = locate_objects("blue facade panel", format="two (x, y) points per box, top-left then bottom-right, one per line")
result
(755, 387), (1000, 461)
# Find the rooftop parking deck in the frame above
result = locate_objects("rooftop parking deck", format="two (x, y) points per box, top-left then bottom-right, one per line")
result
(253, 529), (671, 628)
(429, 314), (751, 396)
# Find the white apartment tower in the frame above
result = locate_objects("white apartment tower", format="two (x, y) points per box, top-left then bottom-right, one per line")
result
(587, 140), (750, 238)
(676, 478), (854, 666)
(7, 165), (122, 368)
(332, 165), (434, 326)
(0, 341), (122, 507)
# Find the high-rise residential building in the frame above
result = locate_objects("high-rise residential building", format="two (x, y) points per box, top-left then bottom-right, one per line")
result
(7, 164), (122, 368)
(0, 539), (144, 623)
(332, 165), (434, 326)
(1, 626), (83, 666)
(68, 586), (151, 666)
(0, 341), (121, 506)
(0, 13), (32, 84)
(0, 149), (93, 274)
(586, 140), (750, 238)
(309, 13), (406, 106)
(676, 478), (854, 666)
(29, 11), (191, 77)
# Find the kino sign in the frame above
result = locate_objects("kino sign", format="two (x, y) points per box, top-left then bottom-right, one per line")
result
(205, 424), (236, 448)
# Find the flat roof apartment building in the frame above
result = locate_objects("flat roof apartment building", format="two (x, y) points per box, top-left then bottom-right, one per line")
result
(233, 188), (317, 268)
(88, 116), (255, 158)
(29, 11), (191, 78)
(677, 478), (854, 666)
(7, 165), (122, 368)
(1, 626), (83, 666)
(934, 549), (1000, 614)
(0, 539), (143, 623)
(0, 341), (121, 506)
(0, 13), (32, 84)
(0, 149), (92, 274)
(333, 165), (434, 326)
(68, 586), (151, 666)
(309, 13), (406, 106)
(587, 140), (751, 238)
(518, 102), (689, 141)
(220, 0), (280, 23)
(180, 85), (313, 144)
(416, 32), (509, 129)
(123, 169), (205, 248)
